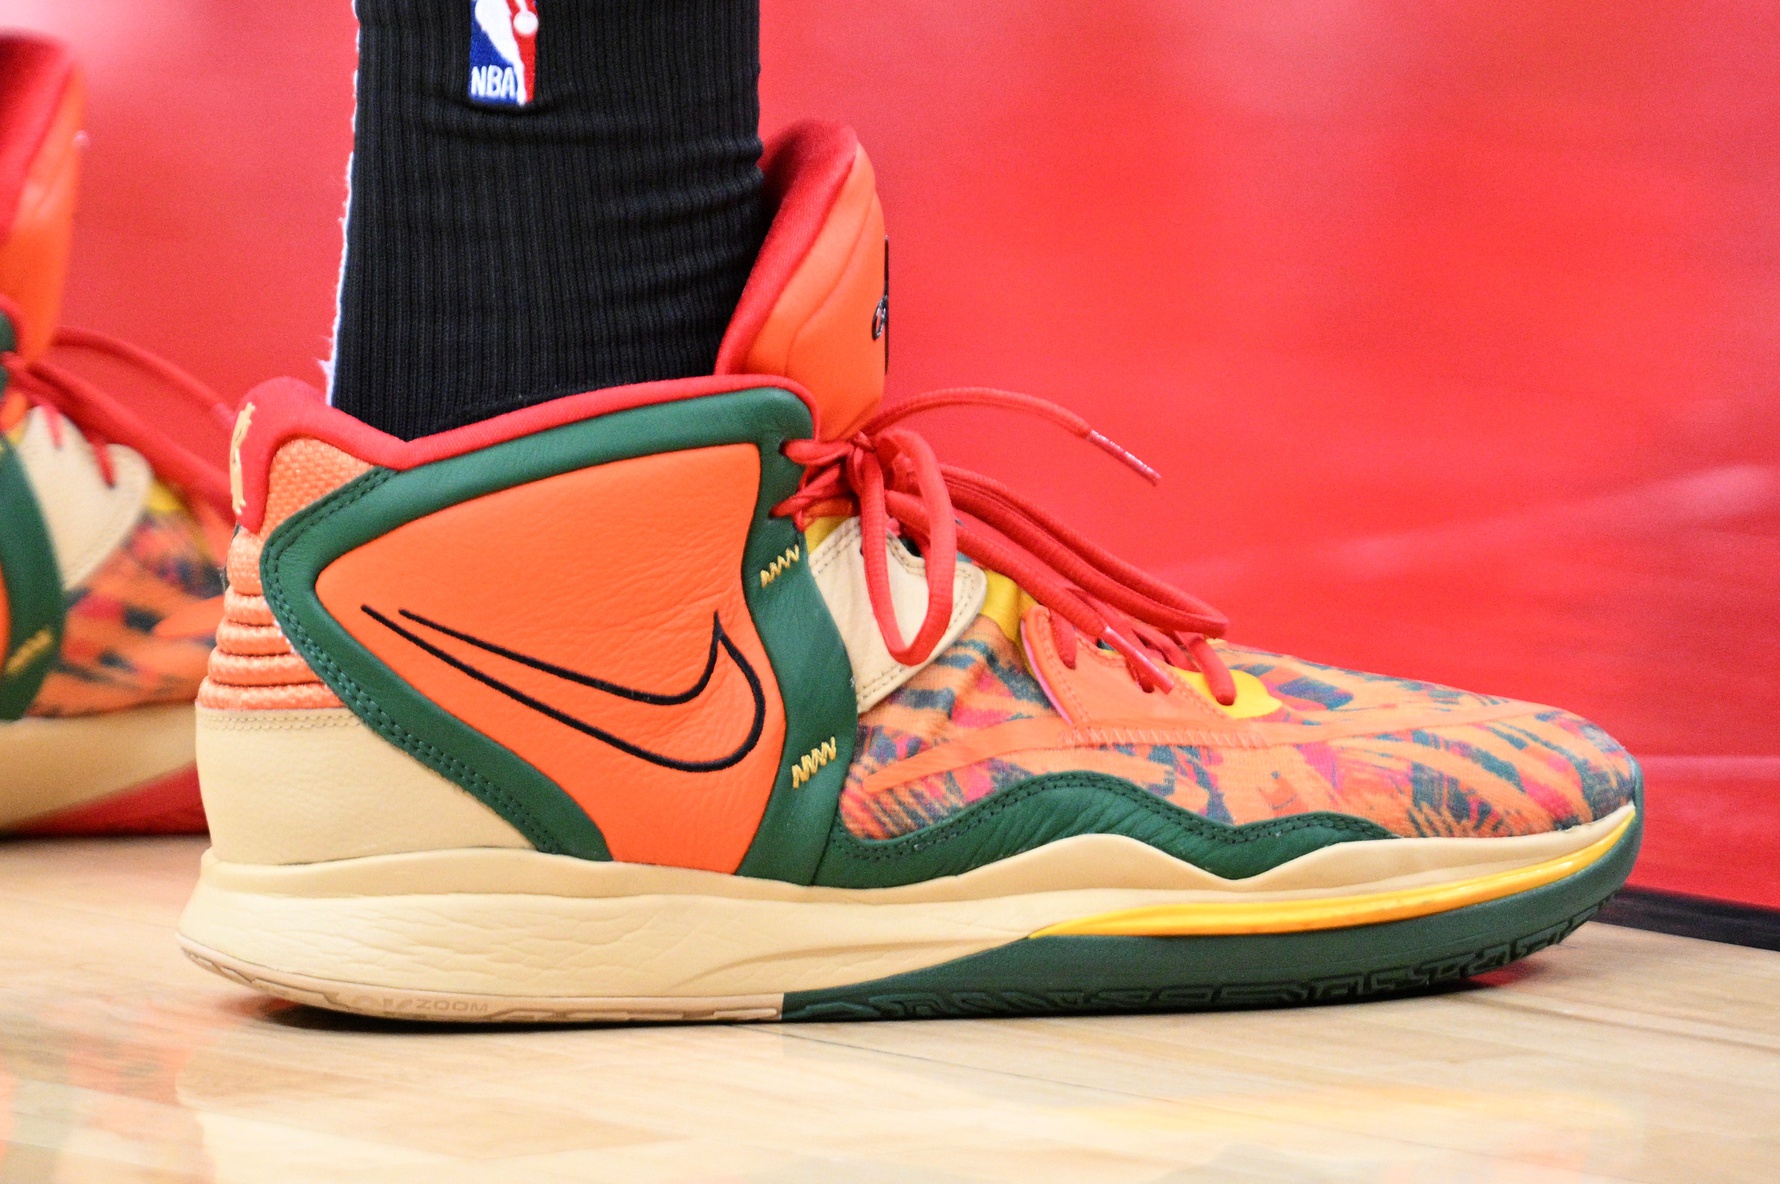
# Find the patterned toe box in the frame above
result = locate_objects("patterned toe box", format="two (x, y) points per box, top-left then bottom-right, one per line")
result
(1265, 706), (1640, 841)
(839, 620), (1639, 858)
(1224, 645), (1641, 840)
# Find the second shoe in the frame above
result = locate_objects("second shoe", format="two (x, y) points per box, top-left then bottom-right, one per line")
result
(2, 32), (232, 835)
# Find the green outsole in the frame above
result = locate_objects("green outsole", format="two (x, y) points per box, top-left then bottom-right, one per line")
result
(782, 806), (1643, 1022)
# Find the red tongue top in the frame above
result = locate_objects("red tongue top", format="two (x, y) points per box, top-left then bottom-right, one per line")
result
(715, 121), (888, 441)
(0, 32), (83, 363)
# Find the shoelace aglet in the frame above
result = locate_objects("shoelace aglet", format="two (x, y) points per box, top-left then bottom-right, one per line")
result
(1186, 634), (1238, 706)
(1085, 430), (1161, 485)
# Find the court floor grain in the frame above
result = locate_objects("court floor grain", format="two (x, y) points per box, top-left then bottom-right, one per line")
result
(0, 838), (1774, 1183)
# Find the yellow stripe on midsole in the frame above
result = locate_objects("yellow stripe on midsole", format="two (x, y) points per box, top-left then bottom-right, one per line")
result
(1029, 812), (1635, 938)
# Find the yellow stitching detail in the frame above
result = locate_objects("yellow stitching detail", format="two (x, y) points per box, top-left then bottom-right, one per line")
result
(4, 627), (55, 676)
(790, 735), (839, 788)
(759, 543), (801, 587)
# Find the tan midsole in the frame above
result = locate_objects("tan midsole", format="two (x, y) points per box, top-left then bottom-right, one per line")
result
(180, 942), (784, 1024)
(0, 704), (195, 828)
(200, 805), (1632, 903)
(179, 807), (1630, 1000)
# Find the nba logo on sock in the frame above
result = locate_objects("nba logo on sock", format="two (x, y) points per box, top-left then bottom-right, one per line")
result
(468, 0), (538, 108)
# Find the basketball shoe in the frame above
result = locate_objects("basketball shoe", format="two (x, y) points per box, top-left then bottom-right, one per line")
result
(179, 122), (1640, 1022)
(1, 32), (233, 835)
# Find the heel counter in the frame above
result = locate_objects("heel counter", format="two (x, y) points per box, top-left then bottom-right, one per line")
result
(199, 429), (529, 864)
(197, 705), (528, 863)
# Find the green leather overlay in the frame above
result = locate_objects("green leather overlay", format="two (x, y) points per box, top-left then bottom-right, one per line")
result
(733, 463), (858, 884)
(812, 772), (1397, 888)
(262, 389), (857, 874)
(0, 434), (65, 720)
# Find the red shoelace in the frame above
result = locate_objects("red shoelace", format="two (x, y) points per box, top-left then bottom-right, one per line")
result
(2, 320), (228, 491)
(775, 387), (1238, 705)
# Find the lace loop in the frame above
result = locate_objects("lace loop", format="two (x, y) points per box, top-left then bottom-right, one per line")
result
(775, 387), (1237, 704)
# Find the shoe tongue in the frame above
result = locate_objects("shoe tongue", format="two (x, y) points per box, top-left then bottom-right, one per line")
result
(0, 34), (83, 362)
(715, 122), (888, 441)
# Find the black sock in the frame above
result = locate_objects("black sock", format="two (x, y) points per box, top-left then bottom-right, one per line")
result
(331, 0), (765, 440)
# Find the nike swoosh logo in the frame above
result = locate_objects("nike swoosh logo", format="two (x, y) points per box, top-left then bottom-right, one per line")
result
(361, 605), (766, 773)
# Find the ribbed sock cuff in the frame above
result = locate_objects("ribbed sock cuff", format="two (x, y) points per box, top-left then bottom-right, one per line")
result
(332, 0), (765, 440)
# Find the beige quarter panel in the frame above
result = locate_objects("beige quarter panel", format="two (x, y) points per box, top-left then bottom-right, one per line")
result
(809, 516), (987, 713)
(198, 706), (530, 864)
(14, 408), (153, 590)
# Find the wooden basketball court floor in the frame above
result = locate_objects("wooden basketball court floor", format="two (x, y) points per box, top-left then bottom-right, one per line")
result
(0, 836), (1773, 1183)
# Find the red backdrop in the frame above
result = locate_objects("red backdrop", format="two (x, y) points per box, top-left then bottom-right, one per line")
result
(14, 0), (1778, 904)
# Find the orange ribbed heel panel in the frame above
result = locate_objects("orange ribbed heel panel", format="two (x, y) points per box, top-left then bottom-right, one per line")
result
(200, 438), (371, 713)
(201, 530), (340, 710)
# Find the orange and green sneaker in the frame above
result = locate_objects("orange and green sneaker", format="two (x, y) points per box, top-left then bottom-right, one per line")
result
(178, 122), (1639, 1022)
(0, 32), (233, 835)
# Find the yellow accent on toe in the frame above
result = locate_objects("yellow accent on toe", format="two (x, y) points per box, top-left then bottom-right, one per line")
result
(1029, 812), (1635, 938)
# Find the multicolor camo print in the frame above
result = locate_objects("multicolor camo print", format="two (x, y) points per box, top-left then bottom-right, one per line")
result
(1217, 641), (1517, 722)
(840, 618), (1639, 843)
(29, 484), (224, 716)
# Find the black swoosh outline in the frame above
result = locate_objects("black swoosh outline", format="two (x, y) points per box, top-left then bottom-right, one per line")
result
(396, 608), (723, 705)
(360, 605), (766, 773)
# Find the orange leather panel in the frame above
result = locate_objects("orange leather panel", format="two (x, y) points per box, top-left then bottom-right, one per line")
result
(0, 69), (83, 360)
(742, 145), (887, 441)
(1022, 606), (1242, 729)
(314, 445), (788, 873)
